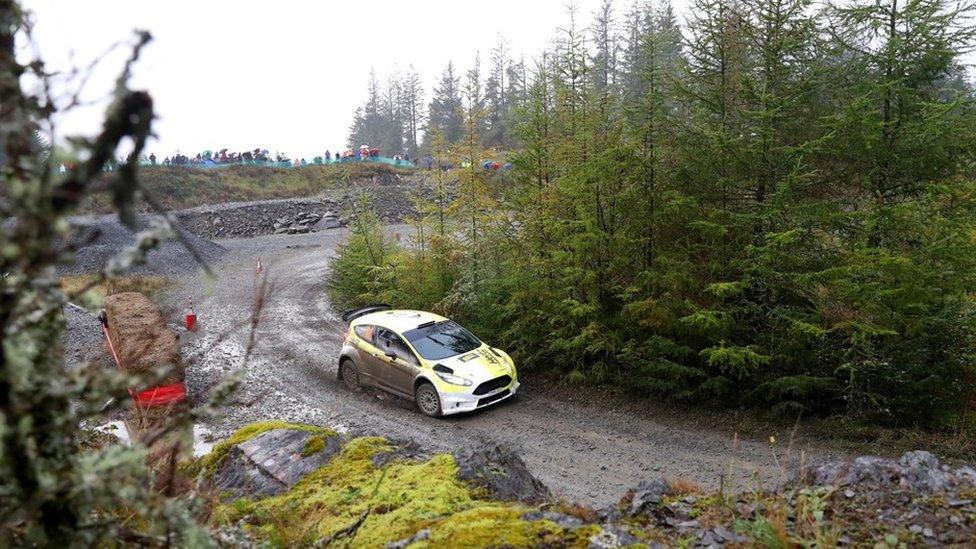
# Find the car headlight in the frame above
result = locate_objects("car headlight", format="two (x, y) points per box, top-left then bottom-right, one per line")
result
(435, 371), (472, 386)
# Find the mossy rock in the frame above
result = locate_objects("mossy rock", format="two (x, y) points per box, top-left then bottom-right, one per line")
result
(213, 428), (342, 498)
(186, 421), (335, 479)
(206, 424), (593, 547)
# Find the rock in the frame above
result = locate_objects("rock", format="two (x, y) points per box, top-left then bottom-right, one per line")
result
(311, 216), (342, 231)
(711, 524), (746, 544)
(370, 438), (428, 469)
(626, 477), (672, 516)
(386, 529), (430, 549)
(595, 504), (623, 524)
(452, 443), (551, 504)
(805, 451), (976, 492)
(213, 428), (342, 498)
(588, 524), (639, 549)
(521, 510), (584, 529)
(273, 227), (289, 235)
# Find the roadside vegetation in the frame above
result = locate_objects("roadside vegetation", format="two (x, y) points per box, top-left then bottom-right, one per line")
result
(198, 422), (976, 546)
(329, 0), (976, 434)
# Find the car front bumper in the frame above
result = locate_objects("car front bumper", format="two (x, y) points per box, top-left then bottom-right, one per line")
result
(439, 380), (520, 416)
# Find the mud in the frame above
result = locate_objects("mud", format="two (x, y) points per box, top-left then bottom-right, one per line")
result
(170, 228), (850, 507)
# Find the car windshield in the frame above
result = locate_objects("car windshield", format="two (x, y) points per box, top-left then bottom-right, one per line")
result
(403, 320), (481, 360)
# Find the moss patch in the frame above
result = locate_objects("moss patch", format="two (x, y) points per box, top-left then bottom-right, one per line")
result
(211, 435), (587, 547)
(186, 421), (335, 479)
(301, 435), (327, 457)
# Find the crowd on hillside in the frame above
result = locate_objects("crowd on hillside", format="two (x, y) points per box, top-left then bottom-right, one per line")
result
(58, 145), (514, 174)
(155, 145), (412, 167)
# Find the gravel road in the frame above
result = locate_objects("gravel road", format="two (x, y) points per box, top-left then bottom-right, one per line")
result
(172, 228), (848, 507)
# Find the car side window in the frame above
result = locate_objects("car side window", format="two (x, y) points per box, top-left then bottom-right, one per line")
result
(354, 325), (376, 345)
(377, 329), (419, 365)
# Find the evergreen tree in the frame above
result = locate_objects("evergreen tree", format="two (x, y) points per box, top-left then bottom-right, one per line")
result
(591, 0), (620, 96)
(401, 65), (425, 158)
(425, 62), (464, 147)
(485, 37), (511, 147)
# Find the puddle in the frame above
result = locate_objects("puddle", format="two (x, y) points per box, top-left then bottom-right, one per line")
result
(95, 420), (215, 457)
(193, 424), (215, 457)
(95, 420), (131, 446)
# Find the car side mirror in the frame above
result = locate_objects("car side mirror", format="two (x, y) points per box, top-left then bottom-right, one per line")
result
(385, 351), (397, 361)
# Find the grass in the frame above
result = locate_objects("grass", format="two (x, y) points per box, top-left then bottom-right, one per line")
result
(80, 163), (416, 213)
(59, 275), (172, 304)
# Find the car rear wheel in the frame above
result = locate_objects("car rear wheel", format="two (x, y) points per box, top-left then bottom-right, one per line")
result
(415, 382), (442, 417)
(340, 360), (360, 391)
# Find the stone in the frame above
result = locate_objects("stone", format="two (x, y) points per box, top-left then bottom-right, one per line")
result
(311, 216), (342, 231)
(588, 524), (639, 549)
(804, 451), (976, 492)
(452, 443), (551, 504)
(627, 477), (672, 516)
(386, 529), (430, 549)
(213, 428), (342, 498)
(521, 510), (584, 529)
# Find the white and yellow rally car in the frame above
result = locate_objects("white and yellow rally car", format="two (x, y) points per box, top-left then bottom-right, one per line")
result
(337, 305), (519, 417)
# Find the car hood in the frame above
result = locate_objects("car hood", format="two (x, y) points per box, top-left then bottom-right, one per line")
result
(435, 345), (512, 381)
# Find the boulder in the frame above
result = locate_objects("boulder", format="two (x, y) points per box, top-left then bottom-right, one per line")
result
(213, 428), (343, 498)
(626, 477), (672, 517)
(102, 292), (184, 385)
(804, 450), (976, 492)
(311, 216), (342, 231)
(452, 443), (551, 504)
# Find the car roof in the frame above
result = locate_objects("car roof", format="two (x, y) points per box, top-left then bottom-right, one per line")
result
(352, 309), (449, 334)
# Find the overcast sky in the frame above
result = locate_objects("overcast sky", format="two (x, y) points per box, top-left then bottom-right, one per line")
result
(20, 0), (626, 160)
(20, 1), (975, 161)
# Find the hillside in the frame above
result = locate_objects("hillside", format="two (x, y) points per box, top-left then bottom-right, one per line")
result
(81, 163), (418, 214)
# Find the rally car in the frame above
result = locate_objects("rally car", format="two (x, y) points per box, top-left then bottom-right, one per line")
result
(337, 305), (519, 417)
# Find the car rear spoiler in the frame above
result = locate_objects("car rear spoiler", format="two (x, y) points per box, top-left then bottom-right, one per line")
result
(341, 304), (391, 323)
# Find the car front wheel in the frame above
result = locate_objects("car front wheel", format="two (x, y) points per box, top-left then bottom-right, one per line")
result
(415, 382), (442, 417)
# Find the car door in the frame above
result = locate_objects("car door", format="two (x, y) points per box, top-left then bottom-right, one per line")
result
(352, 324), (385, 386)
(375, 328), (420, 397)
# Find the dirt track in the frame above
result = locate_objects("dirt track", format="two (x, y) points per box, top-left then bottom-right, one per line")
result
(173, 228), (848, 506)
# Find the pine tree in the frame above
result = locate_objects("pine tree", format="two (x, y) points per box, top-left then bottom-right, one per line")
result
(401, 66), (425, 158)
(591, 0), (619, 96)
(425, 62), (464, 147)
(485, 37), (511, 147)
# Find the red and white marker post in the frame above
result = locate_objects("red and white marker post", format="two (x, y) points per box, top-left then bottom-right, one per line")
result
(185, 296), (197, 331)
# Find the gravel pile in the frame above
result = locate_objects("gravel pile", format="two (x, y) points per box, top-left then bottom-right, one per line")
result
(61, 214), (226, 276)
(175, 197), (349, 239)
(173, 177), (446, 240)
